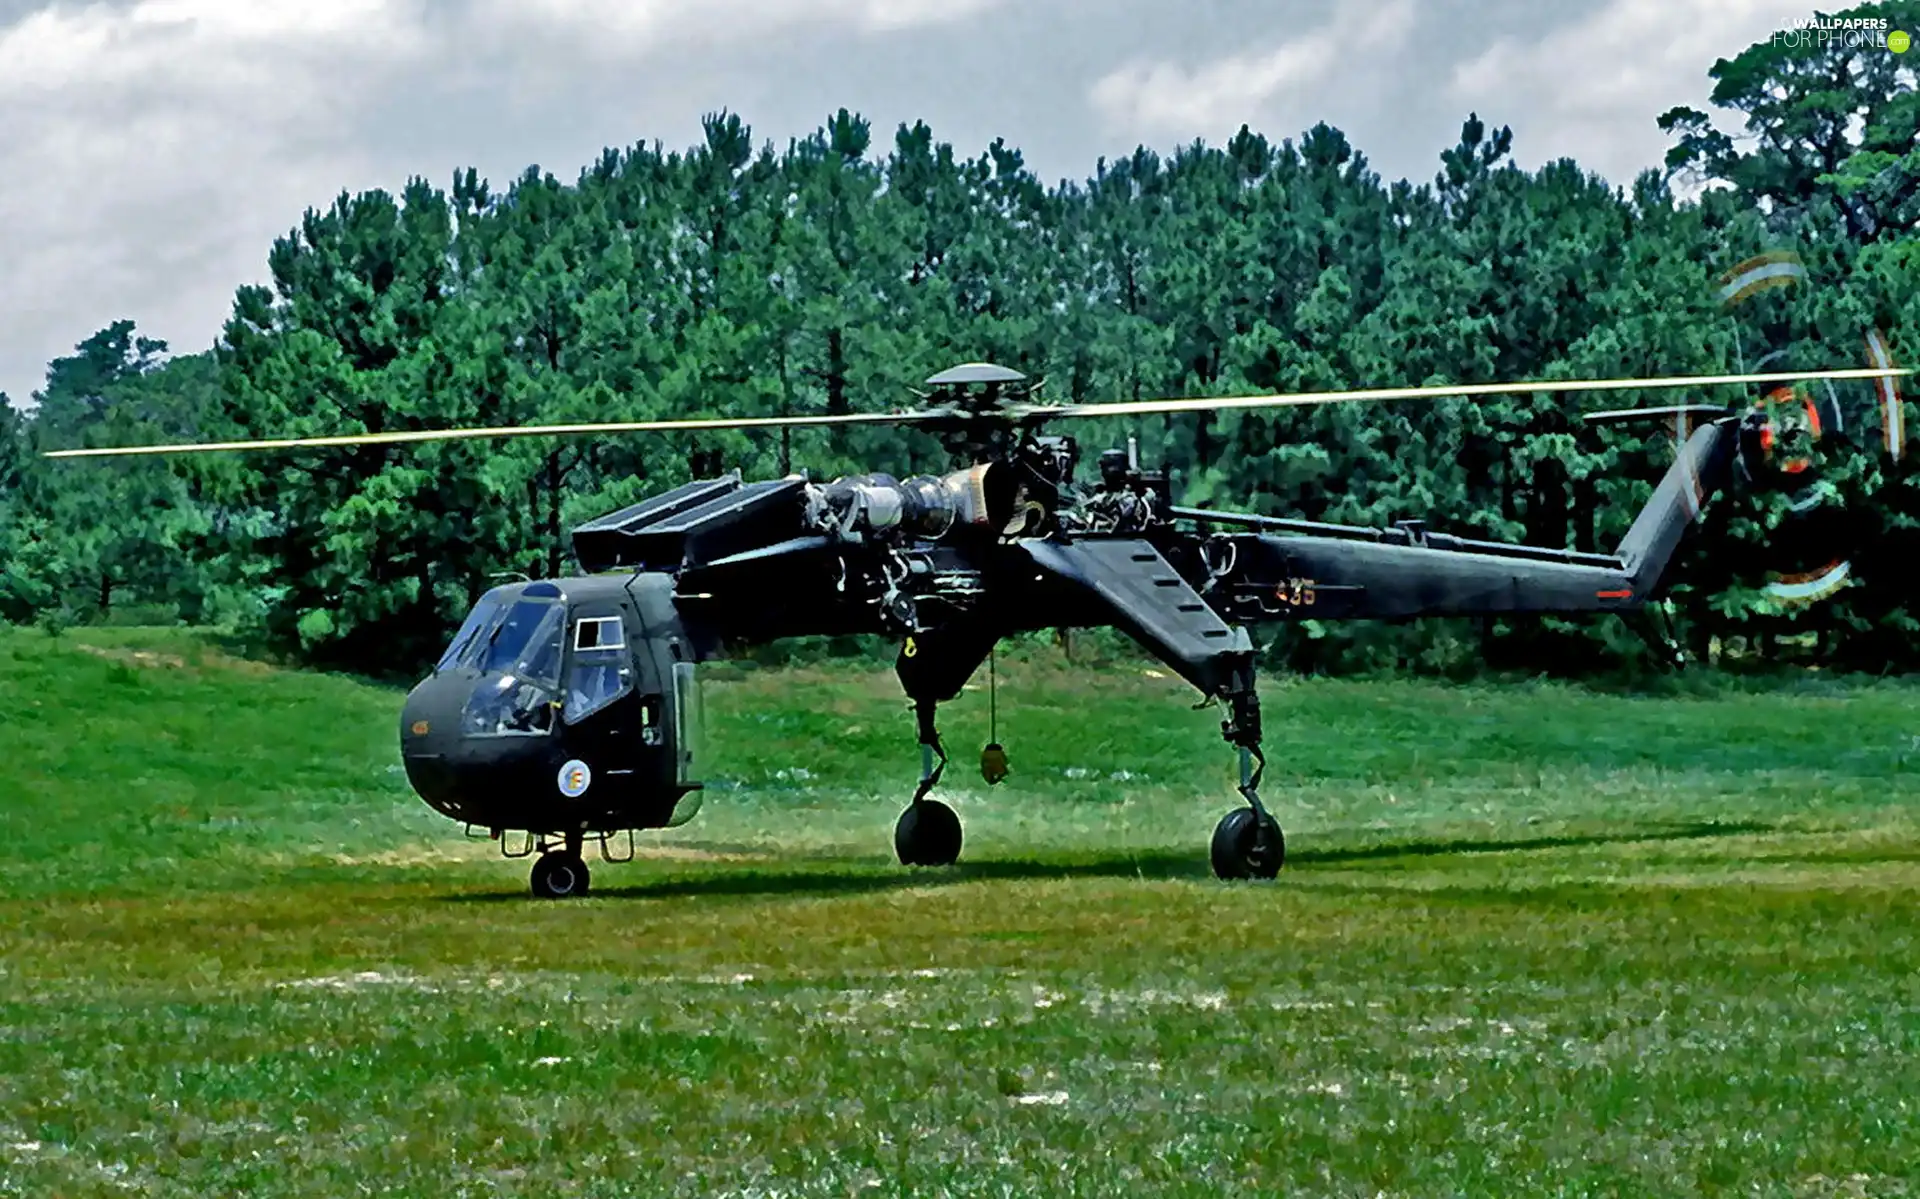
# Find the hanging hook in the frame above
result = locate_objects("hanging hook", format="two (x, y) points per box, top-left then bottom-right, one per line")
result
(980, 644), (1008, 784)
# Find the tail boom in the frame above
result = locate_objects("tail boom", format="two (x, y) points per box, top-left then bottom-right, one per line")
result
(1185, 418), (1738, 623)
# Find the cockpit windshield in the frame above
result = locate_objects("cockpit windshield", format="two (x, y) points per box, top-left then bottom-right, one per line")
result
(435, 595), (505, 672)
(455, 598), (567, 738)
(497, 603), (565, 686)
(437, 594), (564, 685)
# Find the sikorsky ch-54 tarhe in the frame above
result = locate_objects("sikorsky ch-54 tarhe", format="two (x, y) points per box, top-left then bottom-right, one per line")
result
(51, 360), (1908, 896)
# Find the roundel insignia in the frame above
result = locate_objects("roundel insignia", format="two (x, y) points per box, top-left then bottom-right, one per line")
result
(557, 759), (592, 798)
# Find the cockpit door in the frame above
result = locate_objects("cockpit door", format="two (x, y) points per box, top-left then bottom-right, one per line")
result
(560, 605), (646, 777)
(669, 660), (704, 787)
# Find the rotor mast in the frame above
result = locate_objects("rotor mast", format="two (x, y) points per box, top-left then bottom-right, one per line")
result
(918, 361), (1038, 461)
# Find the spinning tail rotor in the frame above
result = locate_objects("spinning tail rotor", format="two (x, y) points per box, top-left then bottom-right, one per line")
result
(1584, 253), (1906, 610)
(1717, 250), (1906, 605)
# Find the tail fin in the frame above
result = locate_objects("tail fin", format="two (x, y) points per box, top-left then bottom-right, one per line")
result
(1615, 418), (1739, 596)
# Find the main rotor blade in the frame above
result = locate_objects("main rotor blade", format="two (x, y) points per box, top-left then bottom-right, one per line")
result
(42, 408), (941, 458)
(40, 365), (1912, 459)
(1032, 367), (1913, 421)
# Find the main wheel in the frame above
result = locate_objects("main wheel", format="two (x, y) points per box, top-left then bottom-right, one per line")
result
(1210, 807), (1284, 880)
(895, 799), (963, 867)
(530, 850), (591, 898)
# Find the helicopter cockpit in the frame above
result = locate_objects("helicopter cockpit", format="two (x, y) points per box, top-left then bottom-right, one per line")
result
(400, 572), (702, 844)
(422, 579), (651, 739)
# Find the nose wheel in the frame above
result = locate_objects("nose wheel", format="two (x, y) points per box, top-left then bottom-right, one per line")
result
(530, 839), (591, 898)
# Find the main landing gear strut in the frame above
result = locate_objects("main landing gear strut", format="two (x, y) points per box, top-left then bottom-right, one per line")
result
(1210, 683), (1284, 880)
(896, 699), (963, 867)
(887, 628), (1282, 879)
(892, 629), (993, 869)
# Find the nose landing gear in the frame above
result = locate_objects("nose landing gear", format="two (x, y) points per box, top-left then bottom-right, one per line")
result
(530, 833), (591, 898)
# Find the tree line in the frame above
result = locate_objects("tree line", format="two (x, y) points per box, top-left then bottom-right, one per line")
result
(2, 7), (1916, 678)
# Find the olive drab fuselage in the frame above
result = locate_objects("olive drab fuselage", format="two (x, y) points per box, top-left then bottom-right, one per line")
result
(397, 408), (1748, 847)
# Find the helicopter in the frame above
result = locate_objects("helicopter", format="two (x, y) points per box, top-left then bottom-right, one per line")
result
(49, 359), (1909, 897)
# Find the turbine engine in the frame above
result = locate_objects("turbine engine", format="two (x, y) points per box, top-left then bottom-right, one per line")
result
(805, 464), (1019, 543)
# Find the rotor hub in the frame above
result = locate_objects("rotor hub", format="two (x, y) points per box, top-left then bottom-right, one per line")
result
(921, 362), (1032, 416)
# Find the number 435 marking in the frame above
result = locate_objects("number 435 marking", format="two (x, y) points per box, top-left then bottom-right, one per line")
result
(1275, 578), (1317, 606)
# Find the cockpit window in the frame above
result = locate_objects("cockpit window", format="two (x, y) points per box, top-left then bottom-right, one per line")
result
(435, 596), (504, 672)
(462, 674), (558, 738)
(477, 600), (562, 679)
(437, 593), (562, 679)
(451, 594), (567, 738)
(574, 616), (625, 651)
(510, 605), (565, 687)
(564, 614), (632, 723)
(672, 661), (703, 785)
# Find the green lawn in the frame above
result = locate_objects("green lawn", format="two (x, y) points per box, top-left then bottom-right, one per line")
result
(1, 626), (1917, 1196)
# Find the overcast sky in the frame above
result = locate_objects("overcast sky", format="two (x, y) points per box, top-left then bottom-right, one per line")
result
(0, 0), (1822, 405)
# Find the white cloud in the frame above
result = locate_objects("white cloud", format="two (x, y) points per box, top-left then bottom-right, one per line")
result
(0, 0), (1007, 405)
(0, 0), (430, 402)
(859, 0), (1005, 32)
(0, 0), (413, 83)
(0, 0), (1802, 410)
(1446, 0), (1816, 185)
(1088, 0), (1417, 136)
(473, 0), (1005, 54)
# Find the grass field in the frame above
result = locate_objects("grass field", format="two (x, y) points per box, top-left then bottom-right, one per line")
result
(1, 625), (1917, 1196)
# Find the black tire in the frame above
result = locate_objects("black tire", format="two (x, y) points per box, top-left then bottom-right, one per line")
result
(895, 799), (963, 867)
(1210, 807), (1284, 880)
(530, 850), (591, 898)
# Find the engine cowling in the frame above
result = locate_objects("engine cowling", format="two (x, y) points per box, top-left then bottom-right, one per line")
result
(808, 464), (1018, 542)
